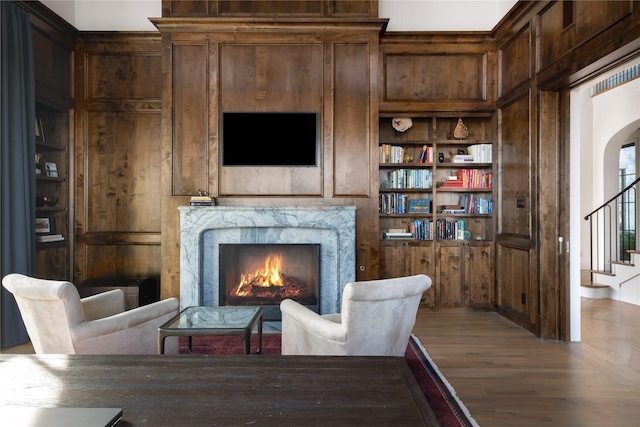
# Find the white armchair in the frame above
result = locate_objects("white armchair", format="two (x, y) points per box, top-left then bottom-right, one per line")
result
(2, 273), (179, 354)
(280, 274), (431, 356)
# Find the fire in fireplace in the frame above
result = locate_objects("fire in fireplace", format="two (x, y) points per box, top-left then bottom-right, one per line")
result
(219, 244), (320, 320)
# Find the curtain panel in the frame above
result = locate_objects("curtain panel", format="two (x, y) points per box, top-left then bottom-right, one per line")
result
(0, 1), (36, 348)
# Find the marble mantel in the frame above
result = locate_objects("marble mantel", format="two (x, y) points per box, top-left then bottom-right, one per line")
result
(178, 206), (356, 315)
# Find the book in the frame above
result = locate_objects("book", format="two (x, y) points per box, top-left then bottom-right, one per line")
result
(189, 195), (213, 206)
(408, 198), (431, 213)
(36, 234), (64, 242)
(384, 232), (413, 239)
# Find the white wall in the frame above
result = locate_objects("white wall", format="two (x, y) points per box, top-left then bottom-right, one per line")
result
(40, 0), (517, 31)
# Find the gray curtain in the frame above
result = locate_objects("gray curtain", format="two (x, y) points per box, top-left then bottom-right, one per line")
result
(0, 1), (35, 348)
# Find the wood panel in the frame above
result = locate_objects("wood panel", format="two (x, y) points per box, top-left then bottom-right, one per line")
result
(467, 243), (494, 309)
(499, 24), (531, 96)
(538, 0), (631, 72)
(75, 34), (163, 286)
(218, 42), (324, 196)
(380, 242), (436, 308)
(496, 244), (532, 322)
(498, 92), (532, 237)
(538, 90), (561, 339)
(161, 0), (377, 18)
(379, 33), (497, 114)
(384, 53), (487, 102)
(83, 245), (161, 280)
(436, 244), (464, 308)
(172, 43), (209, 196)
(85, 111), (162, 232)
(333, 43), (370, 196)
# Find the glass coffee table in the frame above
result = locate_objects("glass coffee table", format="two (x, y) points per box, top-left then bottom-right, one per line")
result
(158, 306), (263, 355)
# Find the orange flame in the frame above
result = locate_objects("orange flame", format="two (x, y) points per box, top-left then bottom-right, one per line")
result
(233, 254), (285, 296)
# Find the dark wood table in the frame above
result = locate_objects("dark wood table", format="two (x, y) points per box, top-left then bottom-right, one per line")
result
(0, 354), (440, 426)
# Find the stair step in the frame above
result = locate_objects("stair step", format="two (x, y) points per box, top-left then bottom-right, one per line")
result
(610, 260), (635, 267)
(590, 269), (615, 276)
(581, 283), (609, 289)
(627, 250), (640, 254)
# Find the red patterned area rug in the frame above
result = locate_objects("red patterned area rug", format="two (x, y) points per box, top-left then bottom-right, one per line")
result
(180, 334), (478, 427)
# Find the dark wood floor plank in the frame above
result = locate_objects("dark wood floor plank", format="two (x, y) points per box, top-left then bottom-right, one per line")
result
(412, 298), (640, 426)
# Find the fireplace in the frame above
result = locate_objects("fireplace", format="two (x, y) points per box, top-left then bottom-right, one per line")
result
(219, 243), (320, 320)
(179, 206), (356, 325)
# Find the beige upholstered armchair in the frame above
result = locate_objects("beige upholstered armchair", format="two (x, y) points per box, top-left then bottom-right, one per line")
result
(2, 273), (179, 354)
(280, 274), (431, 356)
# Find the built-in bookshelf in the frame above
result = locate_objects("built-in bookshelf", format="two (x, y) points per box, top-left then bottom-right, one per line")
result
(35, 104), (71, 279)
(378, 116), (495, 309)
(378, 116), (494, 242)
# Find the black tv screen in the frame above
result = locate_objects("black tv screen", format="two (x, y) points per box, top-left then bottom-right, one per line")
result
(222, 112), (319, 166)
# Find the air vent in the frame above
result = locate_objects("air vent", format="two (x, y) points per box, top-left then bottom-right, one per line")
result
(563, 1), (574, 29)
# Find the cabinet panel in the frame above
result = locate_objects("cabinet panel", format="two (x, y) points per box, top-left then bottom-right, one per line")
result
(172, 43), (209, 196)
(499, 93), (532, 236)
(384, 53), (487, 102)
(436, 244), (464, 308)
(381, 241), (435, 308)
(333, 43), (370, 196)
(467, 244), (494, 308)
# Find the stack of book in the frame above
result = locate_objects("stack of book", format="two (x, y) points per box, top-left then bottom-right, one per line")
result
(383, 228), (413, 240)
(189, 195), (213, 206)
(438, 176), (464, 189)
(437, 205), (466, 214)
(466, 144), (492, 163)
(36, 234), (64, 243)
(451, 154), (474, 163)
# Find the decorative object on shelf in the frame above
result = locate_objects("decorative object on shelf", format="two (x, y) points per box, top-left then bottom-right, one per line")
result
(403, 153), (414, 163)
(45, 162), (58, 177)
(35, 153), (42, 175)
(35, 116), (45, 143)
(35, 216), (55, 234)
(438, 153), (445, 163)
(453, 118), (469, 140)
(43, 196), (58, 207)
(392, 117), (413, 132)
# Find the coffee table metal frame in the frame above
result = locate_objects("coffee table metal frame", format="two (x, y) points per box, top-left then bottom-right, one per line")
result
(158, 306), (263, 355)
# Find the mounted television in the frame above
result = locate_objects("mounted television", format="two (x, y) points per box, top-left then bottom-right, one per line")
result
(222, 112), (319, 166)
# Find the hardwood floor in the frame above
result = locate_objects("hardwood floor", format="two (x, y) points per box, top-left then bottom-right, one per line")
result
(412, 298), (640, 426)
(3, 298), (639, 426)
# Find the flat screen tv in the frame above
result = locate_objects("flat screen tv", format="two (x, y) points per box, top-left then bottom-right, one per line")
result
(222, 112), (319, 166)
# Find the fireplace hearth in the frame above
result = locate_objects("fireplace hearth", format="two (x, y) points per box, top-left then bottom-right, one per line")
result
(179, 206), (356, 324)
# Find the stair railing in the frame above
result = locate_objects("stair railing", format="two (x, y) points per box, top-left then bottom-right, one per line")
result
(584, 176), (640, 275)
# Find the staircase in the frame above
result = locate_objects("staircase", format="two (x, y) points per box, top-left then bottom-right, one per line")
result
(584, 177), (640, 306)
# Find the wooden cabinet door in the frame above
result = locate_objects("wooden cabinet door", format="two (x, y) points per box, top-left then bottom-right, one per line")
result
(381, 242), (436, 308)
(466, 243), (494, 309)
(436, 243), (464, 308)
(407, 243), (436, 308)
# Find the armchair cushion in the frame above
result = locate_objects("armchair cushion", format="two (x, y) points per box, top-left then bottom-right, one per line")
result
(281, 274), (431, 356)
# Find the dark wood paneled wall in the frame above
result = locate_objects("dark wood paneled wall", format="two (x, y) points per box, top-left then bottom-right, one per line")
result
(74, 33), (164, 287)
(152, 19), (386, 298)
(494, 0), (640, 338)
(59, 0), (640, 340)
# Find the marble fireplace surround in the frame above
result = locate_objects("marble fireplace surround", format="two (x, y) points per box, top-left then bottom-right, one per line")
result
(179, 206), (356, 317)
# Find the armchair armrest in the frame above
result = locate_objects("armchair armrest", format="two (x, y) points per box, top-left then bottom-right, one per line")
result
(81, 289), (126, 321)
(72, 298), (179, 354)
(280, 299), (347, 355)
